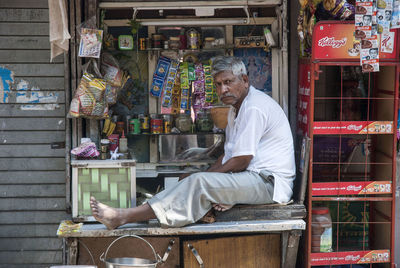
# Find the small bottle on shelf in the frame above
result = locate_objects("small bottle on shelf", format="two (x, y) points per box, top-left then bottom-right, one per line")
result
(119, 130), (128, 154)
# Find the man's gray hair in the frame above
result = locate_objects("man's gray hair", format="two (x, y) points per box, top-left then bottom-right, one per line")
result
(211, 56), (247, 77)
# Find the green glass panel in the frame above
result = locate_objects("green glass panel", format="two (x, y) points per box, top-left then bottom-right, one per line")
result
(109, 174), (127, 183)
(83, 192), (90, 211)
(119, 191), (127, 208)
(119, 168), (126, 174)
(91, 169), (99, 183)
(110, 183), (118, 200)
(101, 174), (109, 192)
(82, 168), (90, 175)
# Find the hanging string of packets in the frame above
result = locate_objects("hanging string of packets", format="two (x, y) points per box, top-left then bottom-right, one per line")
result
(150, 56), (218, 113)
(355, 0), (399, 72)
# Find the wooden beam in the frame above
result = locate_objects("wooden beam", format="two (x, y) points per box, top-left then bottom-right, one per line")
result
(104, 17), (276, 27)
(99, 1), (282, 9)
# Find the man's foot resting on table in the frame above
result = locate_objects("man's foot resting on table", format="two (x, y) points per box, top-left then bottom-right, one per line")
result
(90, 196), (126, 230)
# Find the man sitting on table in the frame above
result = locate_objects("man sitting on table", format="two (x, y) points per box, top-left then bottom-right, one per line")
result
(90, 56), (296, 229)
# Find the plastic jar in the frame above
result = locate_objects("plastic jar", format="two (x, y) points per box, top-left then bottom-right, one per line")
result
(175, 113), (192, 132)
(203, 37), (215, 49)
(311, 207), (333, 253)
(196, 110), (213, 132)
(169, 37), (180, 50)
(187, 28), (199, 49)
(152, 34), (162, 48)
(115, 121), (125, 137)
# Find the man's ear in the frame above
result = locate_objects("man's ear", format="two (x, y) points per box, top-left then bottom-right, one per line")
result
(242, 74), (249, 84)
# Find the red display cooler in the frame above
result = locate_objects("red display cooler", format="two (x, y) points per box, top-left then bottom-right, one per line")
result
(299, 21), (399, 267)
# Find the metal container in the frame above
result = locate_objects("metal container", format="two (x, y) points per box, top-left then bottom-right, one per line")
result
(100, 235), (161, 268)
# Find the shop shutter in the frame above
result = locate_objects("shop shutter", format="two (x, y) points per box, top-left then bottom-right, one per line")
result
(0, 0), (69, 266)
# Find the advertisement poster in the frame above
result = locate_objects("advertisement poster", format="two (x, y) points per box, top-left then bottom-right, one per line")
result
(297, 62), (311, 136)
(313, 121), (393, 135)
(312, 181), (392, 196)
(234, 48), (272, 95)
(311, 250), (390, 265)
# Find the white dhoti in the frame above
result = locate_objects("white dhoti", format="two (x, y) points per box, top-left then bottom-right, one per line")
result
(147, 171), (274, 227)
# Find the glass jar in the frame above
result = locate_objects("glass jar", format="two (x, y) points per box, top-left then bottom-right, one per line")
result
(163, 114), (173, 134)
(152, 34), (162, 48)
(175, 113), (192, 133)
(311, 207), (332, 253)
(196, 110), (213, 132)
(169, 37), (180, 50)
(115, 121), (125, 137)
(203, 37), (215, 49)
(187, 28), (199, 49)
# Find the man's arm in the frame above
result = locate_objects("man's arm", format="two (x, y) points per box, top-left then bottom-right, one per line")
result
(207, 154), (253, 173)
(206, 153), (224, 172)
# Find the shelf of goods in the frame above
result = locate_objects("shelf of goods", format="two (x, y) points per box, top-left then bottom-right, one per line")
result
(302, 21), (398, 268)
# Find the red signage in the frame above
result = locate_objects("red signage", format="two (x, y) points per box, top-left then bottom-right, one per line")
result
(312, 181), (392, 196)
(297, 62), (311, 136)
(312, 21), (397, 61)
(311, 250), (390, 265)
(313, 121), (393, 135)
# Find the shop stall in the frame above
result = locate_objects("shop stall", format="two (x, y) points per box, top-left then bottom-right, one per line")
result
(57, 0), (307, 267)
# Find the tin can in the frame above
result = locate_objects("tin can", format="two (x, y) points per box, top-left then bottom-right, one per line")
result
(139, 38), (146, 50)
(129, 118), (141, 134)
(140, 114), (150, 133)
(151, 118), (163, 134)
(163, 114), (173, 134)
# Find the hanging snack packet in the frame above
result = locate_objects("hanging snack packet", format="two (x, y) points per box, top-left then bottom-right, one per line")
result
(322, 0), (355, 20)
(391, 0), (400, 28)
(376, 0), (394, 33)
(161, 60), (179, 107)
(150, 56), (171, 97)
(78, 28), (103, 58)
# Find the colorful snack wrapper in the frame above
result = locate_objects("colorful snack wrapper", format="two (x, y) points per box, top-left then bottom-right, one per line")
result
(150, 76), (165, 97)
(391, 0), (400, 28)
(154, 56), (171, 79)
(162, 60), (179, 107)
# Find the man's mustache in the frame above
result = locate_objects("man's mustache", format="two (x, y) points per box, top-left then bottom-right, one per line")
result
(221, 93), (236, 98)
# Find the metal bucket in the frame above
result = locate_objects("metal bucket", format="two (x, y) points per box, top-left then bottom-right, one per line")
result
(100, 235), (161, 268)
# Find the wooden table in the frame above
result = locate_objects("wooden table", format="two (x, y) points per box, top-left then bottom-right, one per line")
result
(58, 219), (305, 268)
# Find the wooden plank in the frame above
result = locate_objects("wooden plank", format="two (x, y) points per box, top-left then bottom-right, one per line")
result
(0, 144), (65, 157)
(0, 171), (65, 184)
(0, 131), (65, 144)
(0, 50), (63, 63)
(10, 77), (65, 90)
(60, 220), (306, 237)
(0, 251), (62, 264)
(0, 118), (65, 131)
(0, 36), (50, 49)
(0, 198), (66, 211)
(2, 63), (64, 76)
(0, 9), (49, 22)
(0, 22), (49, 36)
(2, 91), (65, 104)
(0, 211), (69, 224)
(0, 238), (62, 251)
(0, 158), (65, 171)
(0, 224), (59, 237)
(183, 234), (280, 268)
(0, 0), (48, 8)
(0, 265), (57, 268)
(0, 185), (66, 198)
(0, 104), (65, 117)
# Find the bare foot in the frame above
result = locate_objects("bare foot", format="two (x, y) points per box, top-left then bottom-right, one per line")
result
(90, 196), (126, 230)
(212, 203), (233, 212)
